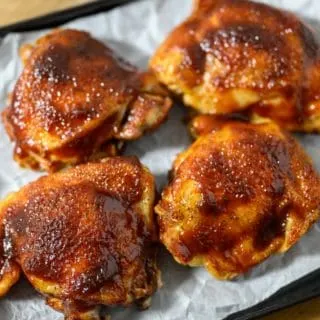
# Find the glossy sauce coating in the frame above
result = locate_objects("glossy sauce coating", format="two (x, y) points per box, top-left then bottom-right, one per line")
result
(150, 0), (320, 132)
(155, 122), (320, 279)
(2, 29), (172, 172)
(0, 157), (159, 318)
(10, 30), (137, 147)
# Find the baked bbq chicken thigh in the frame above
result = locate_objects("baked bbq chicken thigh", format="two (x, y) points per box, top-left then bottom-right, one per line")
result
(2, 29), (172, 172)
(150, 0), (320, 132)
(155, 121), (320, 279)
(0, 157), (160, 319)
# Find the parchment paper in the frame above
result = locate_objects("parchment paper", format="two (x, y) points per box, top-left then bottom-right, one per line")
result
(1, 1), (320, 319)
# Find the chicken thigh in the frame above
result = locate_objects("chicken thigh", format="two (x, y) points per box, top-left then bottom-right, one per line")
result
(150, 0), (320, 132)
(156, 121), (320, 279)
(0, 157), (160, 319)
(2, 29), (172, 172)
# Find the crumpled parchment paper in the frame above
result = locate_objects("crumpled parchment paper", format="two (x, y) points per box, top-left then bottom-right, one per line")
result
(0, 0), (320, 319)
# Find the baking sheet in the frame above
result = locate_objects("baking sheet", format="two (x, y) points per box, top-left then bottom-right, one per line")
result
(0, 0), (320, 319)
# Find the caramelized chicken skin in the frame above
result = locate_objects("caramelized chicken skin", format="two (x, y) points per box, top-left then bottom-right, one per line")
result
(0, 157), (160, 319)
(150, 0), (320, 132)
(155, 122), (320, 279)
(2, 29), (172, 172)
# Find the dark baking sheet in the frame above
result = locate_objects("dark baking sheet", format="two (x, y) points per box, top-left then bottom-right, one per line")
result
(0, 0), (319, 319)
(227, 268), (320, 319)
(0, 0), (137, 37)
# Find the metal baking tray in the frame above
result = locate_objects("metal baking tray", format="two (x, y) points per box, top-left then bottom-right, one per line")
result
(0, 1), (319, 319)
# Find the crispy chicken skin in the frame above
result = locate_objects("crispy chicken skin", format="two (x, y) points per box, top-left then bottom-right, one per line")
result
(0, 157), (160, 319)
(155, 122), (320, 279)
(2, 29), (172, 172)
(150, 0), (320, 132)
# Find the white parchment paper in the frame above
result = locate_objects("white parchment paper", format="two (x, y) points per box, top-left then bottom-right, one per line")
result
(1, 1), (320, 319)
